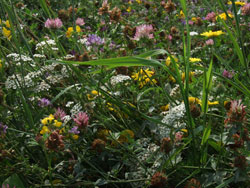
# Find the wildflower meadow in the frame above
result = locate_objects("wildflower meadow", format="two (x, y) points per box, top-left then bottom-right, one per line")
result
(0, 0), (249, 187)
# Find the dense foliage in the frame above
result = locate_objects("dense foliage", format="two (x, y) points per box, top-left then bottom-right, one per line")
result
(0, 0), (249, 187)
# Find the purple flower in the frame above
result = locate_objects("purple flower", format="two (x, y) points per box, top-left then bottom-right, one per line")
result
(76, 18), (85, 26)
(205, 12), (216, 22)
(0, 123), (8, 134)
(223, 69), (235, 79)
(133, 24), (154, 41)
(38, 98), (51, 107)
(68, 126), (80, 134)
(206, 39), (214, 46)
(54, 108), (67, 121)
(45, 18), (63, 29)
(86, 34), (104, 46)
(73, 112), (89, 129)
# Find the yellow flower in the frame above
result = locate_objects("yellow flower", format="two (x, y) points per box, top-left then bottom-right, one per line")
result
(216, 13), (233, 21)
(131, 68), (157, 88)
(200, 30), (225, 37)
(87, 90), (100, 100)
(128, 1), (132, 4)
(0, 60), (2, 70)
(5, 20), (11, 28)
(161, 104), (170, 111)
(207, 101), (219, 106)
(91, 90), (99, 95)
(40, 126), (50, 134)
(72, 134), (79, 140)
(41, 114), (54, 125)
(66, 27), (74, 38)
(181, 72), (195, 82)
(2, 27), (12, 40)
(189, 58), (202, 63)
(188, 97), (202, 105)
(0, 19), (1, 24)
(136, 0), (142, 3)
(178, 10), (185, 19)
(59, 127), (65, 134)
(169, 75), (176, 83)
(76, 25), (81, 33)
(227, 1), (245, 6)
(166, 56), (178, 66)
(127, 6), (131, 12)
(191, 17), (197, 22)
(53, 120), (62, 127)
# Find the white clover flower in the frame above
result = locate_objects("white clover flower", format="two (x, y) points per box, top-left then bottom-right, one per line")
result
(190, 31), (198, 36)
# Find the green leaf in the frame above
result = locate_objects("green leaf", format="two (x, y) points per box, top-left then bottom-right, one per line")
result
(2, 174), (25, 188)
(49, 56), (164, 68)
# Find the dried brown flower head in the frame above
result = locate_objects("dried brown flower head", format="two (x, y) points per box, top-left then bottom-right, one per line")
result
(184, 178), (201, 188)
(190, 104), (201, 118)
(58, 9), (69, 21)
(92, 139), (106, 153)
(98, 0), (110, 15)
(109, 7), (122, 22)
(195, 17), (203, 26)
(234, 155), (247, 169)
(160, 137), (173, 154)
(164, 0), (176, 13)
(150, 172), (167, 188)
(45, 130), (64, 151)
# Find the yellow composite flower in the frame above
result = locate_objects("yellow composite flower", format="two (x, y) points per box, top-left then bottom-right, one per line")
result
(188, 97), (219, 106)
(189, 58), (202, 63)
(166, 55), (178, 66)
(227, 1), (245, 6)
(2, 27), (12, 40)
(200, 30), (225, 37)
(188, 97), (202, 105)
(40, 126), (50, 134)
(207, 101), (219, 106)
(136, 0), (142, 3)
(216, 13), (233, 21)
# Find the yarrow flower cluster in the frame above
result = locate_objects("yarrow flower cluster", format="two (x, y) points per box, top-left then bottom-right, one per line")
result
(133, 24), (154, 41)
(110, 74), (131, 86)
(44, 18), (63, 29)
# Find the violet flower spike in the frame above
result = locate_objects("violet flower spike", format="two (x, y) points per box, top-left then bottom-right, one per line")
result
(38, 98), (51, 107)
(68, 126), (80, 134)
